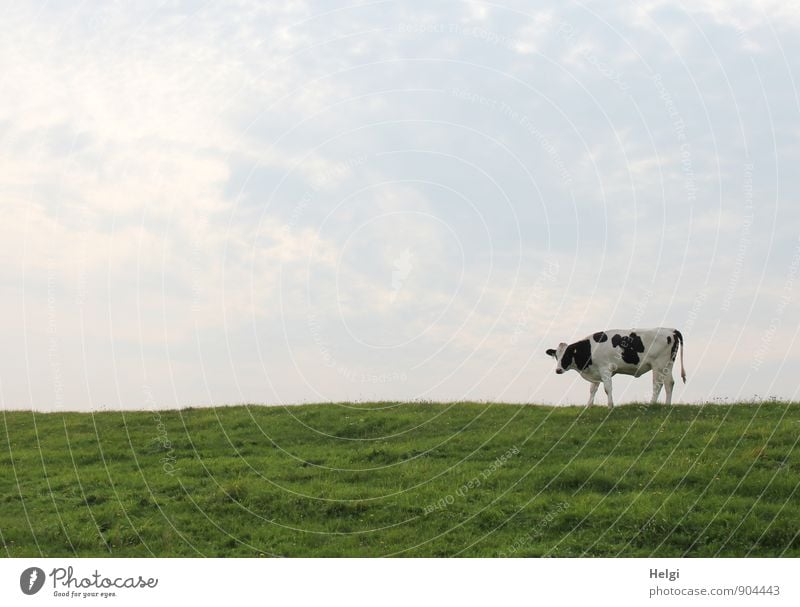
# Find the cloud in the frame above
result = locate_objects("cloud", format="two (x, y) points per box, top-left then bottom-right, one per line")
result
(1, 0), (798, 408)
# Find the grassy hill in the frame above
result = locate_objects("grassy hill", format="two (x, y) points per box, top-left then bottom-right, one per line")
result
(1, 401), (799, 557)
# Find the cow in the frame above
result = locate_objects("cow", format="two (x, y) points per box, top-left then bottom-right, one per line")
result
(545, 328), (686, 408)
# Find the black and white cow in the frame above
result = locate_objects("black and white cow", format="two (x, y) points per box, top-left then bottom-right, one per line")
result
(545, 328), (686, 408)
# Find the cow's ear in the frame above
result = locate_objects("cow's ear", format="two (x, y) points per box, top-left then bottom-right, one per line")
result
(545, 349), (556, 358)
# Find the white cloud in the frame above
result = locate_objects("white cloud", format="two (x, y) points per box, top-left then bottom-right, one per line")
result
(1, 0), (799, 408)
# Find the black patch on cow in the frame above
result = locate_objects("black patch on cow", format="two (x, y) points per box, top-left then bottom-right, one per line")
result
(611, 332), (645, 364)
(593, 331), (608, 343)
(671, 330), (682, 361)
(561, 339), (592, 371)
(573, 339), (592, 369)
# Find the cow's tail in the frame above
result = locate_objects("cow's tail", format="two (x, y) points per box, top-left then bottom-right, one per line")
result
(676, 330), (686, 383)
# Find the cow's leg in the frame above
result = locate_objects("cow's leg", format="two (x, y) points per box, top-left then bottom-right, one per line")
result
(651, 372), (664, 404)
(601, 375), (614, 409)
(664, 373), (675, 405)
(587, 382), (600, 407)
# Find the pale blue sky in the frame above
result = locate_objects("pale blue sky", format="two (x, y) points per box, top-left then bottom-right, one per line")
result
(1, 0), (798, 409)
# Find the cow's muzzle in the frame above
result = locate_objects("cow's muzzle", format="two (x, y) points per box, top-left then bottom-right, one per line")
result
(556, 369), (564, 374)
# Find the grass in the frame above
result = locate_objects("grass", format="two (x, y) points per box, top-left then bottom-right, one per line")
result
(1, 401), (799, 557)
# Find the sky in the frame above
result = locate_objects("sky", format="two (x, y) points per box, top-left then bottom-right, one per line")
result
(1, 0), (799, 410)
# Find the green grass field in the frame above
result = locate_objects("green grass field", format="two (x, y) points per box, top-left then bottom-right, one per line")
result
(1, 402), (799, 557)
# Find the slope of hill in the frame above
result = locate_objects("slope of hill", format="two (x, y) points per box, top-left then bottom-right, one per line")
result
(1, 402), (799, 557)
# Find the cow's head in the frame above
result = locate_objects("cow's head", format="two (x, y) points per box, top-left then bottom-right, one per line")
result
(545, 343), (570, 374)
